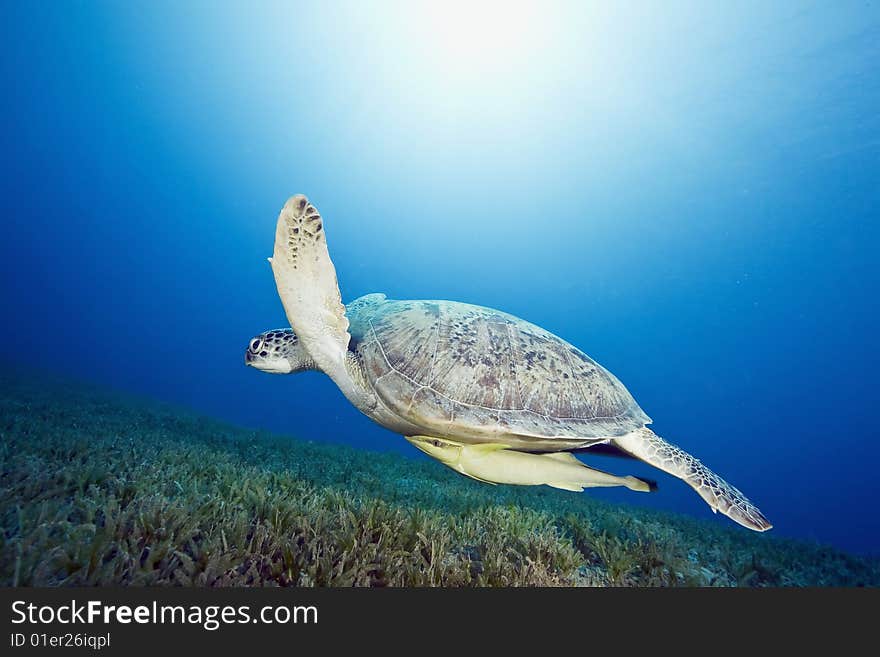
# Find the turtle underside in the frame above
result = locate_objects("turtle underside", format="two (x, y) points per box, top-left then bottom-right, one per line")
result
(347, 295), (651, 450)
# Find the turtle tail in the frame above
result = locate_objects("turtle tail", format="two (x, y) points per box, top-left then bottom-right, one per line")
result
(613, 428), (772, 532)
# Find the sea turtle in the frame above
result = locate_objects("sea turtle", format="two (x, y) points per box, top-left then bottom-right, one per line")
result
(245, 195), (771, 531)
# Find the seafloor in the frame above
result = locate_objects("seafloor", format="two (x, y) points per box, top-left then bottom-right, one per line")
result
(0, 366), (876, 587)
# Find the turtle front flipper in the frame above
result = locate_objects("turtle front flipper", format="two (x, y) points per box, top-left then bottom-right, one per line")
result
(270, 195), (373, 407)
(613, 428), (772, 532)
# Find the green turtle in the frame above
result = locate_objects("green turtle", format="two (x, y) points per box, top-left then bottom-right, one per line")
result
(246, 194), (771, 532)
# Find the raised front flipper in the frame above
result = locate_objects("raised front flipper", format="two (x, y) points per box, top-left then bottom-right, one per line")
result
(269, 195), (374, 409)
(270, 195), (349, 374)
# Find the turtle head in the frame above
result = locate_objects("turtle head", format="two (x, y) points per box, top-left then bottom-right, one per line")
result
(245, 329), (315, 374)
(405, 436), (464, 465)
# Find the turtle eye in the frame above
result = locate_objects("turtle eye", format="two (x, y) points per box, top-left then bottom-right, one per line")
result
(250, 338), (263, 353)
(432, 440), (443, 448)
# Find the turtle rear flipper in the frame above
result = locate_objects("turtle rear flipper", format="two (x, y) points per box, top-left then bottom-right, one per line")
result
(614, 428), (772, 531)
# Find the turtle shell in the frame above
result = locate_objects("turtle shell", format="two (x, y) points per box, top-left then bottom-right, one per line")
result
(347, 294), (651, 449)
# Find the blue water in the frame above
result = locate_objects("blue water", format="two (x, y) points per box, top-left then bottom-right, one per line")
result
(1, 2), (878, 554)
